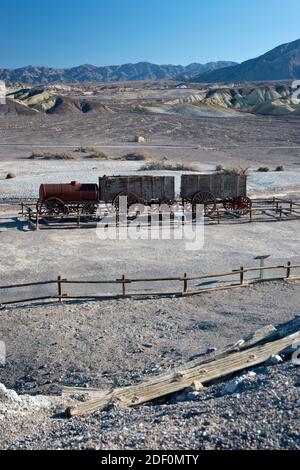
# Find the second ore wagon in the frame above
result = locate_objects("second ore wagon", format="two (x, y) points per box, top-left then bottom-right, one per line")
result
(99, 175), (175, 207)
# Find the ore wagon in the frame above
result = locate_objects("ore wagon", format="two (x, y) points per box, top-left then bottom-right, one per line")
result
(37, 181), (99, 220)
(98, 175), (175, 207)
(180, 173), (251, 215)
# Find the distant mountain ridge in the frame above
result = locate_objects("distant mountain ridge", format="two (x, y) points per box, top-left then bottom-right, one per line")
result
(0, 61), (237, 84)
(191, 39), (300, 83)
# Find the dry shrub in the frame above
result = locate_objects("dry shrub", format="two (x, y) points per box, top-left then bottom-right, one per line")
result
(139, 160), (199, 171)
(118, 151), (153, 161)
(218, 166), (250, 176)
(29, 151), (75, 160)
(216, 164), (224, 171)
(257, 166), (270, 172)
(275, 165), (285, 172)
(74, 146), (89, 153)
(84, 148), (110, 159)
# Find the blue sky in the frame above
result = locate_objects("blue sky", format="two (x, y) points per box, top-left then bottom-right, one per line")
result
(1, 0), (300, 68)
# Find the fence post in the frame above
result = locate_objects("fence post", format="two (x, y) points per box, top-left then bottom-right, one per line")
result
(183, 273), (188, 294)
(286, 261), (291, 279)
(57, 276), (63, 302)
(217, 208), (220, 225)
(121, 274), (126, 297)
(240, 267), (244, 285)
(36, 211), (39, 231)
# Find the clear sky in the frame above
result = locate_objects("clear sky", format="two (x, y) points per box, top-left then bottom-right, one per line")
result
(1, 0), (300, 68)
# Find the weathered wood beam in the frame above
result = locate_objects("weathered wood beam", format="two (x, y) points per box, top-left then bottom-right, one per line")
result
(65, 329), (300, 418)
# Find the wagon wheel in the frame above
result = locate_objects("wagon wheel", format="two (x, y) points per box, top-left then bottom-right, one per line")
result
(80, 202), (98, 215)
(223, 198), (235, 212)
(160, 198), (177, 214)
(80, 202), (98, 221)
(160, 198), (176, 206)
(113, 192), (145, 212)
(192, 191), (216, 215)
(234, 196), (252, 216)
(37, 197), (69, 221)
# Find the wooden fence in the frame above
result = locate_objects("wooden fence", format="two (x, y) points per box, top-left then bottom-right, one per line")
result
(1, 260), (299, 306)
(18, 197), (300, 230)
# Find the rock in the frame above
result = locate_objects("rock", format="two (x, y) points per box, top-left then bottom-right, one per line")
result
(188, 381), (204, 392)
(267, 355), (283, 365)
(134, 136), (146, 144)
(206, 347), (217, 354)
(221, 371), (257, 395)
(0, 382), (21, 402)
(5, 172), (16, 179)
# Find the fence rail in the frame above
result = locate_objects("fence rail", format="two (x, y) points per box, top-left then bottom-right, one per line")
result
(1, 261), (299, 306)
(17, 197), (300, 230)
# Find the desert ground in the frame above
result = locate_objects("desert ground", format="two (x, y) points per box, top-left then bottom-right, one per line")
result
(0, 82), (299, 450)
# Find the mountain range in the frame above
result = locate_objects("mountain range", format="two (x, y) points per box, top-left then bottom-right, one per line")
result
(0, 61), (237, 84)
(191, 39), (300, 83)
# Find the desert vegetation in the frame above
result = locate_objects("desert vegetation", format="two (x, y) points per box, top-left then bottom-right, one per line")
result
(139, 160), (199, 171)
(217, 166), (251, 176)
(82, 148), (110, 159)
(117, 151), (153, 161)
(29, 151), (75, 160)
(257, 166), (271, 172)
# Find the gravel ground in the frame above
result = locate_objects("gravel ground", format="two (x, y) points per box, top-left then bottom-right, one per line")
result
(0, 362), (299, 450)
(0, 280), (299, 396)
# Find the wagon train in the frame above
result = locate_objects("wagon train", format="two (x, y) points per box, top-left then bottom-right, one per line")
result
(180, 173), (251, 215)
(36, 173), (251, 220)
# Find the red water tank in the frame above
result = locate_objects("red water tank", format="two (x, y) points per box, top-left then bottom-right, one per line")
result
(39, 181), (99, 203)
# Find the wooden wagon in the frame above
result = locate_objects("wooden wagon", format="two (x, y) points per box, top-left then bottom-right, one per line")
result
(99, 175), (175, 207)
(180, 173), (251, 215)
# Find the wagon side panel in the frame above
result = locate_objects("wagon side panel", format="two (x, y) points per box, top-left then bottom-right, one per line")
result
(180, 174), (213, 199)
(99, 176), (130, 202)
(99, 176), (175, 203)
(237, 175), (247, 197)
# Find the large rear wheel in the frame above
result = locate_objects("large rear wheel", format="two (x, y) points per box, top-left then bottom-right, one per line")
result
(37, 197), (69, 222)
(234, 196), (252, 216)
(192, 191), (216, 216)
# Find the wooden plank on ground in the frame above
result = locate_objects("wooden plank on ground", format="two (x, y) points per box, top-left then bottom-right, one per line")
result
(64, 329), (300, 417)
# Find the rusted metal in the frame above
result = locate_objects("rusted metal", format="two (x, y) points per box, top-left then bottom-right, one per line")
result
(37, 182), (99, 220)
(39, 182), (99, 203)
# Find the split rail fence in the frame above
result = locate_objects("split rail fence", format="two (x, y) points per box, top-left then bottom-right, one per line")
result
(1, 261), (299, 306)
